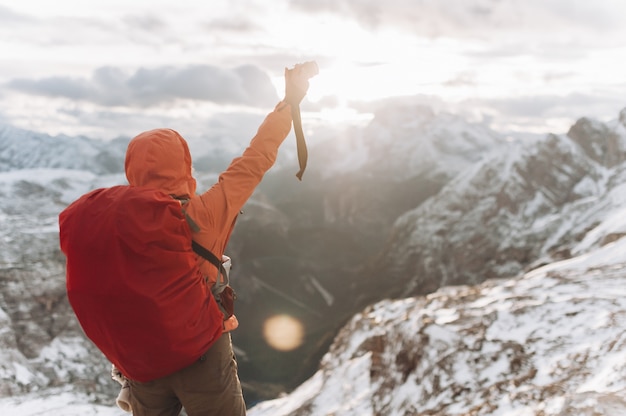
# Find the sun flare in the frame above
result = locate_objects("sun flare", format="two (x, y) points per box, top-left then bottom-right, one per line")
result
(263, 314), (305, 352)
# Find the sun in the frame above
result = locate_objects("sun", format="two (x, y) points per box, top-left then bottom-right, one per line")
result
(308, 60), (377, 104)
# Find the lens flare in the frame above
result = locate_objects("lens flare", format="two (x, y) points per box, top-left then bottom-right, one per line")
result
(263, 314), (304, 351)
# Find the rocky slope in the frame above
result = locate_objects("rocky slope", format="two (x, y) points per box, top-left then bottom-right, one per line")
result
(249, 238), (626, 416)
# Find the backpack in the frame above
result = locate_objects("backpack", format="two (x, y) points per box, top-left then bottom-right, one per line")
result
(59, 185), (232, 382)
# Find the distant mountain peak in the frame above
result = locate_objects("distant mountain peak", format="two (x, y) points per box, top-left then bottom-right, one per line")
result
(0, 124), (127, 174)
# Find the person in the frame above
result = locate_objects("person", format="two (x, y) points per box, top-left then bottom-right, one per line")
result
(120, 63), (311, 415)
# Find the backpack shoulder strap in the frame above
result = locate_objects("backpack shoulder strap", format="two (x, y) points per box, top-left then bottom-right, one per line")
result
(192, 240), (230, 296)
(180, 200), (230, 291)
(191, 240), (221, 271)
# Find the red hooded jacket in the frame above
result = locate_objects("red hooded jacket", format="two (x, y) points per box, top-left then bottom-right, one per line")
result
(60, 102), (293, 381)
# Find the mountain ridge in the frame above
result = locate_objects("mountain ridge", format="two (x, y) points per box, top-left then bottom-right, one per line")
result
(1, 104), (625, 413)
(364, 110), (626, 301)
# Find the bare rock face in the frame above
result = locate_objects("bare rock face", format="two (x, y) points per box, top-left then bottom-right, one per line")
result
(567, 117), (626, 168)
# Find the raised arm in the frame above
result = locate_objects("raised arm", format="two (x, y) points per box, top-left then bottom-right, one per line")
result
(187, 63), (313, 247)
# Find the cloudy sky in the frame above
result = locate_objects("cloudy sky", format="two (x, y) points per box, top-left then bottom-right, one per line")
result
(1, 0), (625, 141)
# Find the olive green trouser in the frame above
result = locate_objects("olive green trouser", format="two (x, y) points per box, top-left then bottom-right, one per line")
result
(128, 333), (246, 416)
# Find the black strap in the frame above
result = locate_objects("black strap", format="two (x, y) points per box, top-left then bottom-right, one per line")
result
(292, 104), (308, 181)
(191, 240), (229, 292)
(191, 240), (221, 269)
(182, 206), (229, 290)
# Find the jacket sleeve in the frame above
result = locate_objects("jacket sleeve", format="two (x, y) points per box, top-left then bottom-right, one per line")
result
(186, 101), (293, 252)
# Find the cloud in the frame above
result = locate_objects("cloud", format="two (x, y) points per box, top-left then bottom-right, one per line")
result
(350, 92), (626, 136)
(122, 14), (168, 33)
(0, 5), (33, 25)
(289, 0), (626, 45)
(6, 64), (279, 108)
(54, 105), (266, 145)
(476, 93), (625, 120)
(454, 92), (626, 134)
(204, 16), (261, 33)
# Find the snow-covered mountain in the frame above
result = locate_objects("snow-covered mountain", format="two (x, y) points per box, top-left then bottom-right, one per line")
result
(314, 104), (504, 181)
(1, 104), (625, 414)
(0, 125), (128, 174)
(366, 110), (626, 299)
(248, 238), (626, 416)
(3, 219), (625, 415)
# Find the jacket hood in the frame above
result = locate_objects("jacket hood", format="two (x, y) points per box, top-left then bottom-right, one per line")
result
(125, 128), (197, 198)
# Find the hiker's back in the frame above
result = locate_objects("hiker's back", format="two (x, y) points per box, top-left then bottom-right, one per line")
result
(59, 185), (223, 382)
